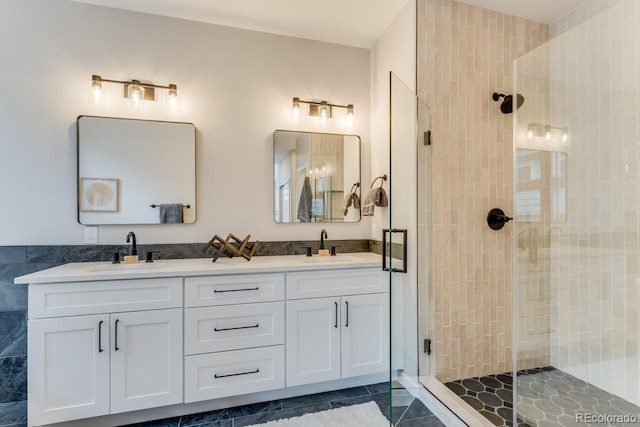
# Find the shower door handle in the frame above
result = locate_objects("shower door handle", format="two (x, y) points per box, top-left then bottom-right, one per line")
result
(382, 229), (408, 273)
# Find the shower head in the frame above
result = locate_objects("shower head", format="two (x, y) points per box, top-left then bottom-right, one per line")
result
(492, 92), (524, 114)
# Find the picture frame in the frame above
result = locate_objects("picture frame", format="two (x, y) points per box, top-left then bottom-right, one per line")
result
(80, 178), (119, 212)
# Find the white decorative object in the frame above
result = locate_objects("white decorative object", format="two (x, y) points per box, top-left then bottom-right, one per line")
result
(80, 178), (118, 212)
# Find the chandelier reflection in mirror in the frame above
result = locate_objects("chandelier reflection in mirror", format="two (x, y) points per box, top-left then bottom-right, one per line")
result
(291, 97), (354, 128)
(90, 75), (180, 113)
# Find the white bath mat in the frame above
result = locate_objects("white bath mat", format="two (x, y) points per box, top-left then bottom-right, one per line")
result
(246, 401), (390, 427)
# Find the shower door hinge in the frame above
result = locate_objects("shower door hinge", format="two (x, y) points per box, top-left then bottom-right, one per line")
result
(424, 130), (431, 146)
(424, 338), (432, 355)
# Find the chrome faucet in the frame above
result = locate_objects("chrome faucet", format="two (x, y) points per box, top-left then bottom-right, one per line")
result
(126, 232), (137, 256)
(320, 229), (328, 249)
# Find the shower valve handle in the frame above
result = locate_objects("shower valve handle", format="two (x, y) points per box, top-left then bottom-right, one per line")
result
(487, 208), (513, 230)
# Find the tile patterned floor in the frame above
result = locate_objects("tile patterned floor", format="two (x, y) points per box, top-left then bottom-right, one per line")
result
(445, 367), (640, 427)
(119, 383), (444, 427)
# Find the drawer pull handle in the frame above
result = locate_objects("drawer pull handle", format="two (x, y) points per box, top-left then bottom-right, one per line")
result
(98, 320), (104, 353)
(214, 368), (260, 379)
(334, 301), (338, 328)
(114, 319), (120, 351)
(214, 324), (260, 332)
(214, 287), (260, 293)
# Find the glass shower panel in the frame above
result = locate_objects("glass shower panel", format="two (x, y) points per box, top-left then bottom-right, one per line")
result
(389, 72), (429, 424)
(514, 1), (640, 425)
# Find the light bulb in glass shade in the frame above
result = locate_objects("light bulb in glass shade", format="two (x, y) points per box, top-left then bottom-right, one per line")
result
(544, 125), (552, 141)
(89, 75), (105, 106)
(527, 124), (534, 139)
(346, 104), (354, 129)
(165, 84), (180, 113)
(319, 101), (329, 124)
(128, 80), (145, 110)
(291, 97), (301, 123)
(562, 129), (568, 143)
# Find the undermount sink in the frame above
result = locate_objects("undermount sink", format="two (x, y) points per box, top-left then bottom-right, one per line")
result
(83, 262), (166, 272)
(303, 255), (359, 263)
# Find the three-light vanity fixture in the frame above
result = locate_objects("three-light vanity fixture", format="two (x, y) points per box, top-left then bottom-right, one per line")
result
(291, 97), (354, 127)
(90, 75), (180, 112)
(527, 123), (568, 143)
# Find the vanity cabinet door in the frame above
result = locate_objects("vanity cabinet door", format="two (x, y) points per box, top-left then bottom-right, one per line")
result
(285, 297), (341, 386)
(341, 293), (390, 378)
(110, 308), (183, 414)
(28, 314), (110, 426)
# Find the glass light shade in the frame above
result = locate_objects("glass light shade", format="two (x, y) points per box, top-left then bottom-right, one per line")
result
(544, 125), (552, 141)
(562, 129), (568, 143)
(128, 81), (145, 110)
(319, 101), (329, 125)
(346, 104), (354, 129)
(527, 124), (535, 139)
(89, 75), (105, 106)
(165, 84), (180, 113)
(319, 101), (329, 118)
(291, 97), (301, 123)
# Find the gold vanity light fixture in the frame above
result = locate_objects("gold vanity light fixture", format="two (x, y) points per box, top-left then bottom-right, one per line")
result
(527, 123), (568, 144)
(90, 75), (180, 112)
(291, 97), (355, 127)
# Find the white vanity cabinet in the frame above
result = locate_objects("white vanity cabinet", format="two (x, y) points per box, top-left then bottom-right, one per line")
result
(27, 278), (183, 426)
(285, 268), (389, 387)
(19, 254), (387, 427)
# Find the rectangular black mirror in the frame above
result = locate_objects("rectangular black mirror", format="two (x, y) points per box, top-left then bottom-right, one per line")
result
(77, 116), (196, 225)
(273, 130), (361, 223)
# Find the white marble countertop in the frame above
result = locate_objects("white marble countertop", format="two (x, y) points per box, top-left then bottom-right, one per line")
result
(15, 252), (382, 284)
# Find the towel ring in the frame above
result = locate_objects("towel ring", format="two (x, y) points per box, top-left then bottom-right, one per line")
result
(370, 175), (388, 189)
(349, 182), (360, 193)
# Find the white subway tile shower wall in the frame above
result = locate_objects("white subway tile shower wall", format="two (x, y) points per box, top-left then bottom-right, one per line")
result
(516, 0), (640, 406)
(549, 0), (622, 39)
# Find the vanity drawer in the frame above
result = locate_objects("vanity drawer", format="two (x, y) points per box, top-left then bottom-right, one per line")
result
(184, 273), (284, 307)
(28, 278), (183, 319)
(286, 268), (387, 300)
(184, 345), (284, 402)
(185, 302), (284, 355)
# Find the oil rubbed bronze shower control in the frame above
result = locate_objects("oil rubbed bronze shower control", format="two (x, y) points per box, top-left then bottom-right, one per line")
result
(487, 208), (513, 230)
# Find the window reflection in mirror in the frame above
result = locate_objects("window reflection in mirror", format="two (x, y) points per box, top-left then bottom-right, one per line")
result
(273, 130), (361, 223)
(77, 116), (196, 225)
(516, 149), (567, 222)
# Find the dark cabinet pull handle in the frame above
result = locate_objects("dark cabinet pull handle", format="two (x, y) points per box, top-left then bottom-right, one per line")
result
(214, 368), (259, 379)
(334, 301), (338, 328)
(98, 320), (104, 353)
(214, 287), (259, 293)
(114, 319), (119, 351)
(214, 324), (259, 332)
(345, 301), (349, 327)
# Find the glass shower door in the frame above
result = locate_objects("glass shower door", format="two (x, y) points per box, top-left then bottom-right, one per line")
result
(388, 72), (430, 424)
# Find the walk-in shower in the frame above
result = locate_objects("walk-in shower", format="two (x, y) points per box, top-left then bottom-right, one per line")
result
(410, 0), (640, 426)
